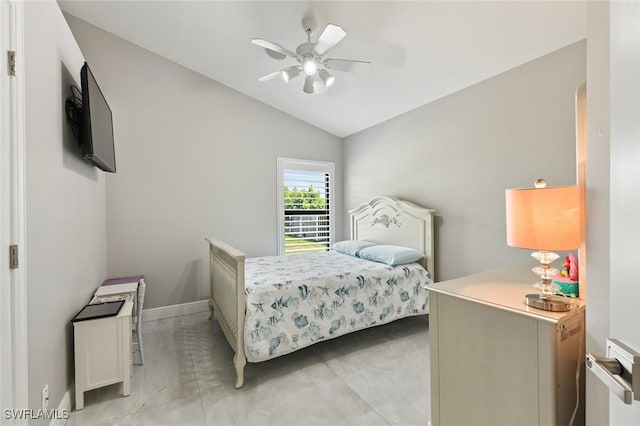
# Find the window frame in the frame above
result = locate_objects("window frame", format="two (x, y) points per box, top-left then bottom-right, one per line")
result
(277, 157), (335, 256)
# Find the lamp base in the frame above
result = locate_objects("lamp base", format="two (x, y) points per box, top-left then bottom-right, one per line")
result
(525, 294), (571, 312)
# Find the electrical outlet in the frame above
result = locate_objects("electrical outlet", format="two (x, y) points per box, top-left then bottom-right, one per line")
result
(41, 384), (49, 410)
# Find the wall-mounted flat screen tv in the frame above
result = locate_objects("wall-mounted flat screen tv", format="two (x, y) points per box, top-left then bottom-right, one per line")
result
(80, 62), (116, 173)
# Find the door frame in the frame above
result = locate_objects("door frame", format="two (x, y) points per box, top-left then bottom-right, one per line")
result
(1, 0), (28, 416)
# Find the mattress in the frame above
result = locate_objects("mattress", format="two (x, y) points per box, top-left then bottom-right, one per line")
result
(243, 251), (432, 362)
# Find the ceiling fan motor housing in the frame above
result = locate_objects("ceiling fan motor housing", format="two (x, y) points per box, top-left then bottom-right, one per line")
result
(295, 42), (314, 57)
(301, 17), (317, 35)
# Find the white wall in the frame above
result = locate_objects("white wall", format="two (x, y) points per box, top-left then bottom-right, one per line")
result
(605, 1), (640, 423)
(585, 1), (610, 424)
(63, 14), (343, 310)
(585, 3), (640, 424)
(343, 41), (586, 281)
(25, 1), (106, 417)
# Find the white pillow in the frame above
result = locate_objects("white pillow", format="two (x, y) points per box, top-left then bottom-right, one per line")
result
(331, 240), (375, 257)
(358, 245), (424, 266)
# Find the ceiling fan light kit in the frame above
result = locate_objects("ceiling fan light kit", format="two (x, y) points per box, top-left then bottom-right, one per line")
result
(303, 76), (314, 94)
(301, 55), (317, 75)
(252, 18), (371, 94)
(319, 69), (335, 87)
(282, 66), (301, 83)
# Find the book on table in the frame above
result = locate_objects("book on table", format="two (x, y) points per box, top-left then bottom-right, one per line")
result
(102, 275), (144, 286)
(71, 300), (125, 322)
(91, 293), (132, 305)
(95, 281), (139, 297)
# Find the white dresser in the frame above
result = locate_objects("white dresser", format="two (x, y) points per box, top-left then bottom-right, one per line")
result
(428, 265), (585, 426)
(73, 300), (132, 410)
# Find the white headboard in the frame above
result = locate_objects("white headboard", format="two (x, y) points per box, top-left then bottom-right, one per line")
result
(349, 196), (436, 279)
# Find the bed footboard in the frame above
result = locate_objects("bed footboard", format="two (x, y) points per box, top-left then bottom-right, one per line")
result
(205, 237), (246, 388)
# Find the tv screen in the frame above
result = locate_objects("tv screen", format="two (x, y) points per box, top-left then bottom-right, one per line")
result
(80, 62), (116, 173)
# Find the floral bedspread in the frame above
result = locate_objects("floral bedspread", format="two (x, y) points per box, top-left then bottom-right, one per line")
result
(243, 251), (432, 362)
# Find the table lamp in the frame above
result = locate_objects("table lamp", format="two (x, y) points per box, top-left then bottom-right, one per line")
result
(505, 179), (580, 312)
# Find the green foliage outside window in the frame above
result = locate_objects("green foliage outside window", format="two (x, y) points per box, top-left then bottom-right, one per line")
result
(284, 186), (326, 210)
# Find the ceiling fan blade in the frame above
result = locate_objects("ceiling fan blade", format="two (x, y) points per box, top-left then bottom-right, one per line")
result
(324, 59), (372, 74)
(265, 50), (287, 60)
(251, 38), (297, 58)
(258, 71), (282, 82)
(314, 24), (346, 55)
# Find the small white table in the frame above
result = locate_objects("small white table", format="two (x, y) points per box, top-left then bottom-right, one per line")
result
(73, 300), (133, 410)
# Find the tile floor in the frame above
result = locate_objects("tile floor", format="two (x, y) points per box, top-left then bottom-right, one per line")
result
(65, 311), (431, 426)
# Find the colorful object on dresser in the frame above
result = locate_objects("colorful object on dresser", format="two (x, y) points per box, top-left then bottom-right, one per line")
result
(553, 252), (579, 297)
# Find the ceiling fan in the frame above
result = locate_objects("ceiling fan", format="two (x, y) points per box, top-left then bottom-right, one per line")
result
(252, 17), (372, 94)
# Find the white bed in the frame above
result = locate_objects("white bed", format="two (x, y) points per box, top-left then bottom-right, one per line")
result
(205, 196), (436, 388)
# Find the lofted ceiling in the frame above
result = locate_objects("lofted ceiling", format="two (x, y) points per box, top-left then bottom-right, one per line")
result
(58, 1), (587, 138)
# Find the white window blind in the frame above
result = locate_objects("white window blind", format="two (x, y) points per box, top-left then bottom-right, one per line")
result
(277, 158), (334, 255)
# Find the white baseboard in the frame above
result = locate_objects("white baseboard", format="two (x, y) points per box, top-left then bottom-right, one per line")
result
(142, 300), (209, 322)
(49, 382), (73, 426)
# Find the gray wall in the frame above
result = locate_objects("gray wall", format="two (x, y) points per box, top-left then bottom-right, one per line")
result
(64, 14), (343, 310)
(25, 2), (106, 418)
(343, 41), (586, 282)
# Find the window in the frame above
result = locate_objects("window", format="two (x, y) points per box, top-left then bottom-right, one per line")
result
(277, 157), (334, 255)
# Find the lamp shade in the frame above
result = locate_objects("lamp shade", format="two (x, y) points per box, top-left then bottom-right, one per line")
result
(319, 69), (335, 87)
(281, 66), (300, 83)
(505, 185), (580, 250)
(303, 76), (314, 94)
